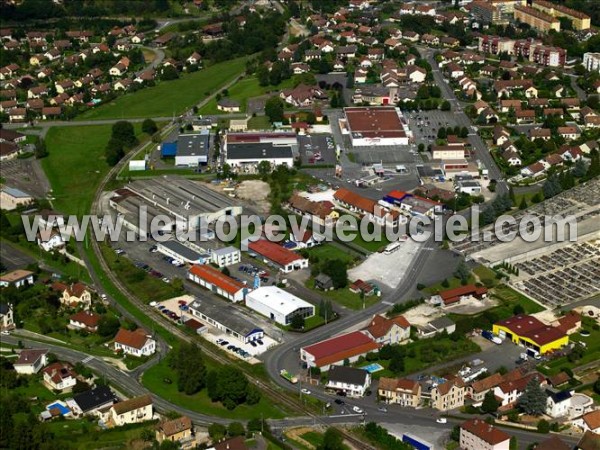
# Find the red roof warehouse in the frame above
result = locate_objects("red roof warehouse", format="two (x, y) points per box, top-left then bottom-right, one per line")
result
(437, 284), (488, 306)
(300, 331), (380, 370)
(188, 264), (246, 302)
(248, 240), (308, 273)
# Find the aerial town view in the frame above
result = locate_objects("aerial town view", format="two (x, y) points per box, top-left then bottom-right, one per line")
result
(1, 0), (600, 449)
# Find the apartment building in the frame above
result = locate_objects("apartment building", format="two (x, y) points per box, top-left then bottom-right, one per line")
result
(530, 0), (590, 30)
(514, 5), (560, 32)
(583, 53), (600, 73)
(378, 377), (421, 407)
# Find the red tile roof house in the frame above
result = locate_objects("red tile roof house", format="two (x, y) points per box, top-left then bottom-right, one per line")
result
(43, 362), (77, 391)
(248, 239), (308, 273)
(188, 264), (246, 302)
(69, 311), (101, 333)
(459, 419), (510, 450)
(300, 330), (379, 370)
(432, 285), (488, 307)
(114, 328), (156, 357)
(363, 314), (410, 345)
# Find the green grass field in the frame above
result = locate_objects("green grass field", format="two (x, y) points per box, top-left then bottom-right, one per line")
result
(77, 57), (248, 120)
(302, 243), (359, 266)
(306, 278), (380, 310)
(198, 76), (294, 115)
(141, 358), (286, 420)
(45, 419), (152, 449)
(42, 124), (145, 216)
(247, 115), (272, 130)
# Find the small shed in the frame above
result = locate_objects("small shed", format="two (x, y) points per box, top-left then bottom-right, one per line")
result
(128, 160), (147, 171)
(314, 273), (333, 291)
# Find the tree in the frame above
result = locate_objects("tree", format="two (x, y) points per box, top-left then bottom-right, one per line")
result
(160, 65), (179, 81)
(105, 138), (125, 166)
(573, 159), (587, 178)
(519, 198), (528, 210)
(454, 259), (470, 285)
(228, 422), (245, 437)
(437, 127), (446, 139)
(34, 137), (48, 159)
(322, 259), (348, 289)
(290, 314), (305, 330)
(142, 118), (157, 135)
(509, 436), (518, 450)
(97, 315), (120, 337)
(265, 96), (284, 123)
(593, 376), (600, 395)
(519, 379), (548, 416)
(481, 390), (500, 414)
(112, 121), (138, 148)
(72, 380), (91, 394)
(536, 419), (550, 433)
(513, 304), (525, 315)
(318, 428), (344, 450)
(208, 423), (227, 442)
(257, 160), (272, 176)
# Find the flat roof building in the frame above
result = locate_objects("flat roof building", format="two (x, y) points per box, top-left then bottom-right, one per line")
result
(157, 240), (208, 264)
(176, 131), (210, 167)
(188, 297), (264, 344)
(514, 5), (560, 33)
(211, 246), (241, 268)
(126, 177), (242, 228)
(344, 106), (409, 146)
(224, 132), (298, 170)
(246, 286), (315, 326)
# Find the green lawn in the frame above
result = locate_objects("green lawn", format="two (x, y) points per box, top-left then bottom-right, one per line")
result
(101, 244), (182, 304)
(247, 115), (272, 130)
(306, 279), (379, 310)
(42, 124), (145, 216)
(348, 232), (390, 253)
(491, 285), (544, 314)
(198, 76), (294, 115)
(142, 358), (286, 420)
(424, 274), (476, 295)
(302, 243), (359, 266)
(78, 57), (249, 120)
(45, 419), (153, 449)
(473, 265), (499, 287)
(358, 336), (481, 379)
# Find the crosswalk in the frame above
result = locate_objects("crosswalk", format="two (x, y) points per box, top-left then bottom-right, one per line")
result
(81, 356), (94, 364)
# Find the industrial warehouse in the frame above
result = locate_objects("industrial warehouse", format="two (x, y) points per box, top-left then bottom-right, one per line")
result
(245, 286), (315, 326)
(223, 131), (298, 170)
(493, 314), (569, 355)
(121, 177), (242, 229)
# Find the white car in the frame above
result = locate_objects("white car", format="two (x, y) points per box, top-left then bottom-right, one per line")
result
(436, 418), (447, 424)
(300, 388), (311, 395)
(149, 301), (158, 307)
(100, 294), (108, 301)
(162, 277), (171, 283)
(1, 331), (10, 336)
(352, 406), (363, 414)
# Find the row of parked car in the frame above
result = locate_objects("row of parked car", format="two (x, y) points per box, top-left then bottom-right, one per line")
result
(216, 338), (253, 358)
(133, 261), (171, 283)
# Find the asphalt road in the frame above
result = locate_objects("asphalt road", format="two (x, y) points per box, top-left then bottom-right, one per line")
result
(417, 46), (508, 195)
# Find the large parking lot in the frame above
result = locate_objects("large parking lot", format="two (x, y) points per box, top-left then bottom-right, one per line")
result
(404, 110), (463, 147)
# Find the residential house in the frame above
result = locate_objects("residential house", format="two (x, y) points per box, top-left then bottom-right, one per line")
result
(13, 349), (48, 375)
(325, 366), (371, 397)
(0, 303), (14, 330)
(493, 125), (510, 146)
(69, 311), (101, 333)
(557, 126), (580, 140)
(493, 372), (546, 409)
(41, 107), (62, 120)
(73, 386), (118, 416)
(468, 372), (504, 404)
(8, 107), (26, 122)
(0, 269), (34, 288)
(459, 419), (510, 450)
(430, 378), (466, 410)
(576, 431), (600, 450)
(378, 377), (421, 407)
(573, 410), (600, 434)
(216, 98), (241, 113)
(114, 328), (156, 357)
(300, 331), (379, 370)
(109, 395), (153, 427)
(530, 128), (552, 141)
(209, 436), (249, 450)
(186, 52), (202, 66)
(156, 416), (194, 446)
(54, 282), (92, 309)
(42, 362), (77, 391)
(502, 148), (522, 166)
(314, 274), (334, 291)
(363, 314), (410, 345)
(280, 84), (326, 108)
(37, 229), (65, 252)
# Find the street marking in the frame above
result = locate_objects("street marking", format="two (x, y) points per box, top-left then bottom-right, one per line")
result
(81, 356), (94, 364)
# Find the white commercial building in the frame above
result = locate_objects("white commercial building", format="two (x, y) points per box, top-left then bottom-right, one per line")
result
(245, 286), (315, 326)
(224, 132), (297, 170)
(583, 52), (600, 73)
(344, 107), (409, 147)
(211, 246), (241, 267)
(175, 131), (210, 167)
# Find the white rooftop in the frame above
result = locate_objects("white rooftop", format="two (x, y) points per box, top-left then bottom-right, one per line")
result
(246, 286), (313, 316)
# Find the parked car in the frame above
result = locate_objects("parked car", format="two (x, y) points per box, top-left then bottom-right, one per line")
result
(378, 406), (388, 413)
(334, 399), (344, 405)
(301, 388), (311, 395)
(219, 341), (229, 346)
(436, 418), (447, 424)
(250, 341), (257, 347)
(352, 406), (363, 414)
(256, 339), (264, 345)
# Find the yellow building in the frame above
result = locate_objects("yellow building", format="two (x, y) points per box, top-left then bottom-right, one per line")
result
(531, 0), (591, 31)
(514, 5), (560, 33)
(493, 314), (568, 355)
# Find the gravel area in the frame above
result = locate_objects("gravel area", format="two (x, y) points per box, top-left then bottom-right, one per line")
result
(235, 180), (271, 213)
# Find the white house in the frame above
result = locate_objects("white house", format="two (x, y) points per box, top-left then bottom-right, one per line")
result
(43, 362), (77, 391)
(114, 328), (156, 357)
(0, 269), (34, 288)
(210, 246), (241, 268)
(13, 349), (48, 374)
(572, 409), (600, 434)
(37, 229), (65, 252)
(363, 314), (410, 345)
(326, 366), (371, 398)
(245, 286), (315, 326)
(0, 303), (14, 330)
(109, 395), (153, 427)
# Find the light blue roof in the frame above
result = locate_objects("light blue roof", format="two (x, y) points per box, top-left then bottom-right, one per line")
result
(1, 187), (31, 198)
